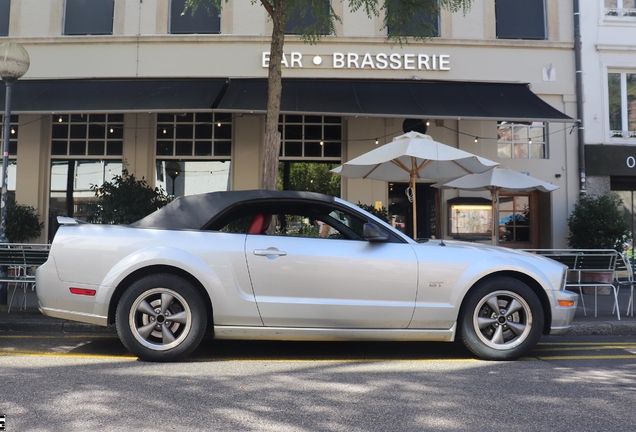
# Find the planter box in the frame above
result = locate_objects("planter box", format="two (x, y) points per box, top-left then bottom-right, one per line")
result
(568, 271), (614, 295)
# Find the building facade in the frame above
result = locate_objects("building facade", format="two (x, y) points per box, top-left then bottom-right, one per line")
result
(581, 1), (636, 237)
(0, 0), (579, 247)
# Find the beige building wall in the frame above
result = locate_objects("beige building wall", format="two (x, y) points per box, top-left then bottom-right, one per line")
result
(3, 0), (578, 247)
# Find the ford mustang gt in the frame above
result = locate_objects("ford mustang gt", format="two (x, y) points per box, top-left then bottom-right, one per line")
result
(36, 190), (577, 361)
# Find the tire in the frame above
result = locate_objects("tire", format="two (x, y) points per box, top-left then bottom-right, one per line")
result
(116, 274), (207, 362)
(459, 276), (544, 361)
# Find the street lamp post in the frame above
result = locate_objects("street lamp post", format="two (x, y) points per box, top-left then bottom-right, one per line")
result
(0, 42), (30, 304)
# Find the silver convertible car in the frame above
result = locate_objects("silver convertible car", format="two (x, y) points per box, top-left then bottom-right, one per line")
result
(36, 190), (578, 362)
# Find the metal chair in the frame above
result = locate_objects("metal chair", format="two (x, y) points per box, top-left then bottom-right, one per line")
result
(616, 253), (635, 317)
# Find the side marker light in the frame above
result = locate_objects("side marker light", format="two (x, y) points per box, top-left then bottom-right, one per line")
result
(70, 287), (97, 296)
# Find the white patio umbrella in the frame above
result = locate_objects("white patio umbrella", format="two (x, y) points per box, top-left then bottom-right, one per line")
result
(331, 131), (499, 238)
(433, 166), (558, 245)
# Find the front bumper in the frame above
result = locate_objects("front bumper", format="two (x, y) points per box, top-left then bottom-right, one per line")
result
(549, 289), (579, 335)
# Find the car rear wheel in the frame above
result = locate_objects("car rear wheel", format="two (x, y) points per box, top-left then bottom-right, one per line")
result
(459, 276), (544, 361)
(116, 274), (207, 362)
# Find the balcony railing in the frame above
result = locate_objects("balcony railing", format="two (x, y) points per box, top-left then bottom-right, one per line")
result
(605, 8), (636, 17)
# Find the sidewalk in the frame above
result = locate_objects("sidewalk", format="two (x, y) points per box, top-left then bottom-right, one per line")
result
(0, 286), (635, 335)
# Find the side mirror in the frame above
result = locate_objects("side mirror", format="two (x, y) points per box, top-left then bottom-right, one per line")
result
(363, 223), (390, 242)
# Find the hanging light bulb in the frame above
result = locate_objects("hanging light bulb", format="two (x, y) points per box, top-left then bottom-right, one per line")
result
(163, 128), (167, 134)
(58, 116), (63, 123)
(110, 128), (114, 134)
(375, 138), (379, 145)
(426, 120), (430, 127)
(474, 137), (478, 143)
(217, 122), (221, 127)
(320, 140), (324, 146)
(529, 138), (533, 144)
(10, 128), (15, 135)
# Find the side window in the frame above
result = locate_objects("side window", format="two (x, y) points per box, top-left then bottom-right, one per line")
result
(64, 0), (114, 36)
(272, 207), (366, 239)
(495, 0), (546, 40)
(0, 0), (10, 37)
(170, 0), (221, 34)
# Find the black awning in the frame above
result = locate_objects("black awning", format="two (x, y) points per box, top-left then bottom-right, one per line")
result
(0, 79), (228, 113)
(217, 78), (574, 122)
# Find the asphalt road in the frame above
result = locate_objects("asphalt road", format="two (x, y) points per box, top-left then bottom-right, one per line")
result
(1, 334), (636, 431)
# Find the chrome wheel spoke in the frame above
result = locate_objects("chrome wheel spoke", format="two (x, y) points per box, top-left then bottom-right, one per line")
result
(486, 296), (500, 313)
(504, 299), (523, 317)
(168, 311), (188, 325)
(506, 321), (527, 336)
(160, 293), (174, 314)
(137, 321), (157, 340)
(162, 325), (176, 344)
(490, 324), (505, 345)
(477, 316), (497, 329)
(137, 300), (157, 317)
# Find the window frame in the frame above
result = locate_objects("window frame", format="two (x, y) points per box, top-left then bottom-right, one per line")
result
(607, 70), (636, 141)
(495, 0), (547, 40)
(169, 0), (221, 34)
(63, 0), (115, 36)
(50, 113), (124, 157)
(0, 0), (10, 37)
(279, 115), (342, 161)
(496, 121), (548, 160)
(604, 0), (636, 17)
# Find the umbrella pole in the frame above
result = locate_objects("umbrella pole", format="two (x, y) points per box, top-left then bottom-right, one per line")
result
(492, 189), (500, 245)
(411, 175), (417, 239)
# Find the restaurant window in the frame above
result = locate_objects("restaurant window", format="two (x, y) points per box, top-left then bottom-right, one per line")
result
(155, 112), (232, 197)
(605, 0), (636, 17)
(608, 71), (636, 139)
(387, 1), (439, 37)
(0, 115), (18, 202)
(498, 195), (531, 244)
(495, 0), (546, 40)
(64, 0), (114, 35)
(285, 0), (331, 35)
(51, 114), (123, 156)
(497, 121), (547, 159)
(170, 0), (221, 34)
(279, 115), (341, 159)
(48, 159), (123, 241)
(278, 115), (342, 196)
(0, 0), (10, 37)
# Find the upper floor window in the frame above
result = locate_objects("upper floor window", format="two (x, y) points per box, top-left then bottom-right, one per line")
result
(497, 121), (547, 159)
(285, 1), (331, 35)
(156, 112), (232, 158)
(51, 114), (123, 156)
(64, 0), (114, 35)
(170, 0), (221, 34)
(608, 72), (636, 139)
(387, 2), (439, 37)
(495, 0), (546, 40)
(605, 0), (636, 17)
(0, 0), (10, 37)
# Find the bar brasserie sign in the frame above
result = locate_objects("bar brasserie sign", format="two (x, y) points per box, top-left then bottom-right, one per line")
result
(262, 52), (451, 70)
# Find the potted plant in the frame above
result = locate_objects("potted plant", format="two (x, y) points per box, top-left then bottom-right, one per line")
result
(6, 202), (44, 243)
(567, 193), (632, 294)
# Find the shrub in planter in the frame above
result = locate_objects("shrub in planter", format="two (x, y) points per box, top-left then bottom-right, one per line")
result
(6, 202), (44, 243)
(567, 194), (631, 252)
(90, 169), (172, 225)
(567, 194), (632, 294)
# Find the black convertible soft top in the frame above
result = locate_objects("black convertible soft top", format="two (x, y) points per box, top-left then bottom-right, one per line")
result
(129, 189), (336, 230)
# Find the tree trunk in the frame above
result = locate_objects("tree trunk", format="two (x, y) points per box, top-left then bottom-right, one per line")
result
(261, 0), (286, 190)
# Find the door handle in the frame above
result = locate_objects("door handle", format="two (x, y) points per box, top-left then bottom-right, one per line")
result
(254, 248), (287, 257)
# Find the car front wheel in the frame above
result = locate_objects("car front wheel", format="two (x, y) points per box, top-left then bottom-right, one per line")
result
(459, 276), (544, 361)
(116, 274), (207, 362)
